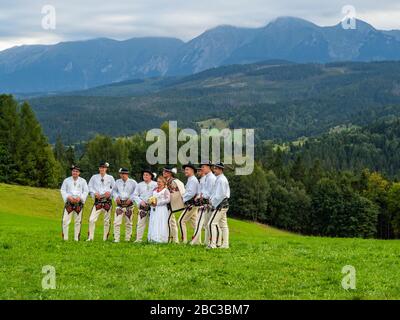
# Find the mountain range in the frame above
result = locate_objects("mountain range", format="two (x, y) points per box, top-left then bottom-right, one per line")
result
(2, 16), (400, 93)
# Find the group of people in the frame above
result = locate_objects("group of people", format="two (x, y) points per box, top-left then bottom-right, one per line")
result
(60, 161), (231, 249)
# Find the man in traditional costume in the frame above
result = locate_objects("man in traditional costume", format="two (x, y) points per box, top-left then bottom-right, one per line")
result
(208, 162), (230, 249)
(60, 165), (89, 241)
(133, 169), (157, 242)
(163, 166), (185, 243)
(178, 163), (200, 243)
(190, 161), (216, 245)
(112, 168), (137, 242)
(87, 162), (115, 241)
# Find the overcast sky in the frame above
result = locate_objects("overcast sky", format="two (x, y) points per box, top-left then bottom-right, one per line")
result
(0, 0), (399, 51)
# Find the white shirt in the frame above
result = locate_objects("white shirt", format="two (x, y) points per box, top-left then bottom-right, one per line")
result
(202, 172), (216, 200)
(133, 180), (158, 206)
(60, 176), (89, 203)
(112, 178), (137, 201)
(199, 175), (206, 197)
(210, 173), (230, 208)
(88, 173), (115, 198)
(183, 175), (200, 203)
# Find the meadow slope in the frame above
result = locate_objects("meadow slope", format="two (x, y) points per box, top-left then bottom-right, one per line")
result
(0, 183), (399, 300)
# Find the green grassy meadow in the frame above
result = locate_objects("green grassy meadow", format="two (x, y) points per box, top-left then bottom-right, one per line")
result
(0, 183), (399, 300)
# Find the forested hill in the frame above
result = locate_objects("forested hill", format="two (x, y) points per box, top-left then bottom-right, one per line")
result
(28, 60), (400, 143)
(263, 117), (400, 180)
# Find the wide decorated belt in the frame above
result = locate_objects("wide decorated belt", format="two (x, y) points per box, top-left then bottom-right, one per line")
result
(139, 204), (150, 219)
(184, 198), (196, 208)
(140, 203), (150, 211)
(195, 198), (210, 207)
(118, 200), (133, 208)
(94, 197), (112, 211)
(65, 201), (83, 214)
(116, 206), (133, 218)
(217, 198), (229, 209)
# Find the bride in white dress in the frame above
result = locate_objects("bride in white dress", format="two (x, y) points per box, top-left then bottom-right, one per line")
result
(148, 176), (171, 243)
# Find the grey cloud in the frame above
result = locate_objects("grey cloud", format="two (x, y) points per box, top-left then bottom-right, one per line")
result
(0, 0), (399, 50)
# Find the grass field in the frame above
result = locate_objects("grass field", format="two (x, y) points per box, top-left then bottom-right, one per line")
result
(0, 183), (399, 300)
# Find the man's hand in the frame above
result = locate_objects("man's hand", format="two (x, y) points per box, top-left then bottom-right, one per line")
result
(104, 192), (111, 199)
(126, 199), (132, 205)
(95, 192), (101, 199)
(67, 196), (75, 203)
(140, 200), (147, 207)
(75, 197), (81, 203)
(116, 197), (121, 205)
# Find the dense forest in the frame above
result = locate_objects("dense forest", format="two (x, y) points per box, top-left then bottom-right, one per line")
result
(282, 118), (400, 179)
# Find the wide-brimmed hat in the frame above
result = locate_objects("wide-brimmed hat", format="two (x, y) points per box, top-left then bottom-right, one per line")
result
(118, 168), (129, 174)
(163, 165), (177, 175)
(141, 169), (155, 179)
(213, 162), (225, 170)
(183, 162), (197, 171)
(200, 161), (212, 167)
(99, 161), (110, 168)
(71, 165), (81, 172)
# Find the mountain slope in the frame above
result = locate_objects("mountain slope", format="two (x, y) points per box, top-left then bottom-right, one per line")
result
(27, 60), (400, 143)
(226, 18), (400, 64)
(2, 17), (400, 93)
(171, 25), (258, 75)
(0, 37), (184, 93)
(225, 17), (331, 64)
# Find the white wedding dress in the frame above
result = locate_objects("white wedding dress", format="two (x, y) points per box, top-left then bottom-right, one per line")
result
(147, 187), (171, 243)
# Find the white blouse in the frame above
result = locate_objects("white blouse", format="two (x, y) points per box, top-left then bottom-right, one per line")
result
(152, 188), (171, 207)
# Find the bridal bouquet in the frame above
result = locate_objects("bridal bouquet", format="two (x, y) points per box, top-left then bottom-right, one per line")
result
(148, 196), (157, 206)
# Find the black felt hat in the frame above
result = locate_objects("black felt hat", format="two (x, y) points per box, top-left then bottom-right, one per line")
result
(141, 169), (155, 179)
(183, 162), (197, 171)
(99, 161), (110, 168)
(163, 165), (177, 175)
(118, 168), (129, 174)
(200, 161), (212, 167)
(213, 162), (225, 170)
